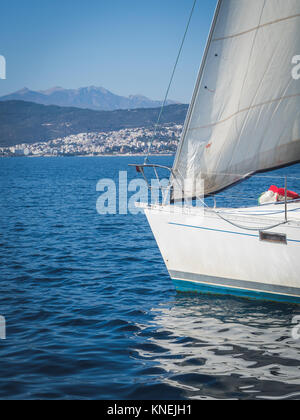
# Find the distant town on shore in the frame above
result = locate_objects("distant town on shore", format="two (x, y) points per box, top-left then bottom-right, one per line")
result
(0, 88), (188, 157)
(0, 124), (182, 157)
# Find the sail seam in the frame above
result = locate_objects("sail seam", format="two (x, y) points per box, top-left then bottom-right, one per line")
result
(212, 14), (300, 42)
(188, 92), (300, 131)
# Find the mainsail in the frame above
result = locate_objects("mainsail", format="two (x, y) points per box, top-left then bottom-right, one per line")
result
(172, 0), (300, 201)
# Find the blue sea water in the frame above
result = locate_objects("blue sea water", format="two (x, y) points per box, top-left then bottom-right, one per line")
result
(0, 156), (300, 400)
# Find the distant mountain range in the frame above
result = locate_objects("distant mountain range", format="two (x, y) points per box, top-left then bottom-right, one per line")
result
(0, 86), (179, 111)
(0, 100), (188, 147)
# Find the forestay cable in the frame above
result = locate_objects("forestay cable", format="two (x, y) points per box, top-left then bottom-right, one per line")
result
(144, 0), (197, 163)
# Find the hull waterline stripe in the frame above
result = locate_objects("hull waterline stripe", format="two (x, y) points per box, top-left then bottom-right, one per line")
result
(169, 270), (300, 298)
(172, 279), (300, 304)
(168, 222), (300, 243)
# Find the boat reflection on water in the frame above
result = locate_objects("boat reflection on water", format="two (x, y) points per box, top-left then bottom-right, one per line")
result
(137, 294), (300, 400)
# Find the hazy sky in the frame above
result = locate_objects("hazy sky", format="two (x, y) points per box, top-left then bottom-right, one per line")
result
(0, 0), (217, 102)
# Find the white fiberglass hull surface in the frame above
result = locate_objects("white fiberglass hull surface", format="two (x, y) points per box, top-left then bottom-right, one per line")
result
(143, 202), (300, 304)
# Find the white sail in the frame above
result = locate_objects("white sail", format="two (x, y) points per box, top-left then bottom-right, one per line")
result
(172, 0), (300, 201)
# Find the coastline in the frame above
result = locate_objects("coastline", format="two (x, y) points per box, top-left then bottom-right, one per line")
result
(0, 153), (175, 158)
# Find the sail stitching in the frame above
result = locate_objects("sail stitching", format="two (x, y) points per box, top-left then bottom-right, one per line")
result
(188, 92), (300, 131)
(226, 0), (267, 185)
(212, 14), (300, 42)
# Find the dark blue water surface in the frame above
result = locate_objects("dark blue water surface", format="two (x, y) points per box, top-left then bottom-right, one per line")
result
(0, 156), (300, 400)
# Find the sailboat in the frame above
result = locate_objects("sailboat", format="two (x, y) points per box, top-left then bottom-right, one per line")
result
(134, 0), (300, 304)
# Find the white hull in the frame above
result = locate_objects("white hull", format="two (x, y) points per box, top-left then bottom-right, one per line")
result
(142, 202), (300, 304)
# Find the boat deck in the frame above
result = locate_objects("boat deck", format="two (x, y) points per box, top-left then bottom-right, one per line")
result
(214, 200), (300, 223)
(138, 200), (300, 228)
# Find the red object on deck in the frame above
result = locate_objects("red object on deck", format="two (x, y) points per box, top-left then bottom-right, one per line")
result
(269, 185), (300, 200)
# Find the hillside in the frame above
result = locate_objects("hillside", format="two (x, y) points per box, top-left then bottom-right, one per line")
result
(0, 100), (188, 147)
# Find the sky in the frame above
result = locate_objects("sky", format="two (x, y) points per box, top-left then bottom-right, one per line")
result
(0, 0), (217, 103)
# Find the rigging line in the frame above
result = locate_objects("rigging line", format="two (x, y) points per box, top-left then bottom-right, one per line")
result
(211, 209), (288, 232)
(201, 198), (289, 231)
(182, 191), (289, 231)
(172, 0), (223, 173)
(189, 185), (291, 231)
(144, 0), (197, 164)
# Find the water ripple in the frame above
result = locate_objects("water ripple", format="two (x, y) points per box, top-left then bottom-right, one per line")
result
(0, 157), (299, 400)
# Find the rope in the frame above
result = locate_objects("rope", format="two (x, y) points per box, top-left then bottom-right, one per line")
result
(194, 194), (292, 231)
(144, 0), (197, 164)
(211, 208), (288, 232)
(185, 195), (289, 231)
